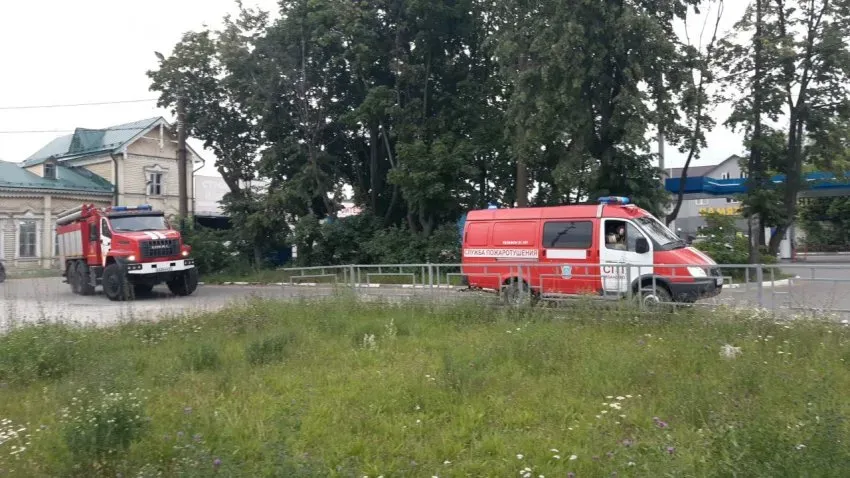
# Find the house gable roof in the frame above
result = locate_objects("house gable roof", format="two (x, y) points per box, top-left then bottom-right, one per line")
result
(668, 155), (745, 179)
(0, 160), (113, 195)
(21, 117), (205, 167)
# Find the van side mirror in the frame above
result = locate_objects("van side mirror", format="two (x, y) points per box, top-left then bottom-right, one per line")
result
(635, 237), (650, 254)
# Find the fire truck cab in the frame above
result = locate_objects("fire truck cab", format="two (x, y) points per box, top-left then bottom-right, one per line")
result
(56, 204), (198, 301)
(461, 197), (723, 306)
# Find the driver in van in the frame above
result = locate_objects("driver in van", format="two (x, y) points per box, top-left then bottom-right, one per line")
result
(606, 224), (627, 250)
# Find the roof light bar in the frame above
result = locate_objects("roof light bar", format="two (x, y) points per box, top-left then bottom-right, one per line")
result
(598, 196), (630, 205)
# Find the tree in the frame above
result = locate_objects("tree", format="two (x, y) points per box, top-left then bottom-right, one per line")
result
(147, 8), (268, 197)
(722, 0), (850, 258)
(666, 1), (726, 225)
(495, 0), (702, 216)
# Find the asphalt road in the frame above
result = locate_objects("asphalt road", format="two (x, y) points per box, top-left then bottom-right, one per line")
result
(1, 259), (849, 329)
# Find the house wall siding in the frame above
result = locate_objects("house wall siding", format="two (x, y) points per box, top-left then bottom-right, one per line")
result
(83, 161), (113, 182)
(123, 133), (195, 217)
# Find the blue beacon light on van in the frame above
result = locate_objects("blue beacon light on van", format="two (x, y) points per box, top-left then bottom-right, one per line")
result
(598, 196), (630, 205)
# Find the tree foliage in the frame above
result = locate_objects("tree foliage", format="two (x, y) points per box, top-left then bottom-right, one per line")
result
(147, 0), (850, 266)
(720, 0), (850, 259)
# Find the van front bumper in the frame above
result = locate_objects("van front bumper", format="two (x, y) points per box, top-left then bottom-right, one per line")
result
(669, 277), (723, 303)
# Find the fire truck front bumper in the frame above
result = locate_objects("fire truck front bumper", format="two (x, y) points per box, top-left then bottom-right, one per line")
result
(125, 259), (195, 275)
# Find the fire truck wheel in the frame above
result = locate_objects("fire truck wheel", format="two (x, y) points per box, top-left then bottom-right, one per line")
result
(102, 263), (134, 301)
(75, 261), (96, 296)
(167, 268), (199, 297)
(68, 261), (81, 294)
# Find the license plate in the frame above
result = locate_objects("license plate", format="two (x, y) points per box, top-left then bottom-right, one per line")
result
(159, 266), (173, 273)
(716, 277), (723, 287)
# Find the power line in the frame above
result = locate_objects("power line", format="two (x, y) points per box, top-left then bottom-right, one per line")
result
(0, 98), (159, 111)
(0, 127), (167, 134)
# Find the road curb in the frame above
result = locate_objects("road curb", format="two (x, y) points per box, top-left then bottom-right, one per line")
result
(202, 281), (462, 290)
(726, 277), (797, 289)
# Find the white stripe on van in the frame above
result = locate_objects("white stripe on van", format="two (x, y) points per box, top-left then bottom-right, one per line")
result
(546, 249), (588, 260)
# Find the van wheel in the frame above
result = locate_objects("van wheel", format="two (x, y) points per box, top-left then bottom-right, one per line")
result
(502, 279), (536, 307)
(638, 285), (673, 310)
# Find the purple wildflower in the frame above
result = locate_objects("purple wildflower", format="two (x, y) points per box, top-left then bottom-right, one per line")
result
(656, 420), (669, 429)
(213, 458), (222, 470)
(667, 446), (676, 454)
(568, 473), (576, 478)
(177, 431), (185, 439)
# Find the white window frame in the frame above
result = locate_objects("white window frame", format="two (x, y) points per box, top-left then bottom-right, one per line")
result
(740, 171), (748, 179)
(145, 164), (168, 197)
(720, 172), (730, 180)
(15, 217), (41, 260)
(44, 162), (57, 180)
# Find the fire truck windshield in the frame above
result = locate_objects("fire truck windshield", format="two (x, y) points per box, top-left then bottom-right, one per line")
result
(109, 215), (168, 232)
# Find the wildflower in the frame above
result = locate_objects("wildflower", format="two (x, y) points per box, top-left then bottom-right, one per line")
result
(183, 406), (193, 415)
(443, 460), (451, 465)
(553, 455), (561, 460)
(568, 473), (576, 478)
(616, 396), (625, 401)
(550, 448), (559, 453)
(667, 446), (676, 454)
(213, 458), (222, 470)
(622, 439), (634, 447)
(795, 444), (806, 450)
(516, 454), (524, 460)
(656, 420), (669, 429)
(609, 403), (622, 410)
(592, 455), (600, 461)
(569, 455), (578, 461)
(720, 344), (742, 359)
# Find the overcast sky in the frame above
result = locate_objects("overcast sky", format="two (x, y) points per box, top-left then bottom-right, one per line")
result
(0, 0), (749, 178)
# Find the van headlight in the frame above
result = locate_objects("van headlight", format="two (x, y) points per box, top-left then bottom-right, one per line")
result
(687, 266), (707, 278)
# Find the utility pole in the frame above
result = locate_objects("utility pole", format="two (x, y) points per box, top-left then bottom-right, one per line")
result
(177, 94), (189, 232)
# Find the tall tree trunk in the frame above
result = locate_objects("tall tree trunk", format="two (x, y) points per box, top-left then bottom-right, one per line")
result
(748, 0), (765, 264)
(516, 158), (528, 207)
(369, 125), (380, 211)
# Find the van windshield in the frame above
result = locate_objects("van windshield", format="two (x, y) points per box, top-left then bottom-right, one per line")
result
(635, 216), (685, 250)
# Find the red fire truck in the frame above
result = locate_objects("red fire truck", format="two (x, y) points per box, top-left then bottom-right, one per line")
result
(461, 196), (723, 306)
(56, 204), (198, 301)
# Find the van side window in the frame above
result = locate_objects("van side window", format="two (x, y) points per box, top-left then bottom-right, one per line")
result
(543, 221), (592, 249)
(605, 220), (646, 252)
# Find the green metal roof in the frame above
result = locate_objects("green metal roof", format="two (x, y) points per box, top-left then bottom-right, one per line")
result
(0, 160), (113, 194)
(22, 117), (163, 167)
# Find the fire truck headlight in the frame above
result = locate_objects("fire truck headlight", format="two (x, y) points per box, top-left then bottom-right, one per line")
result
(181, 250), (189, 257)
(127, 255), (136, 262)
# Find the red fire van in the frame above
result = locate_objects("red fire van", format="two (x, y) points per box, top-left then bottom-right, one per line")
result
(460, 197), (723, 305)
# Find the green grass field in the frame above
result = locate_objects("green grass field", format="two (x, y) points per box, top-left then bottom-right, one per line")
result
(1, 298), (849, 477)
